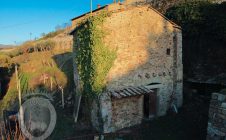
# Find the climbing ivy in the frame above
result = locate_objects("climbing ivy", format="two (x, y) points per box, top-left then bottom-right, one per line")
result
(74, 12), (116, 98)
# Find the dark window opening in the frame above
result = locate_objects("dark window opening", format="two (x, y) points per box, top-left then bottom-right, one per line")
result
(167, 48), (171, 55)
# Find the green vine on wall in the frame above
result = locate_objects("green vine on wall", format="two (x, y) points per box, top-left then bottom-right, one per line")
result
(74, 12), (116, 98)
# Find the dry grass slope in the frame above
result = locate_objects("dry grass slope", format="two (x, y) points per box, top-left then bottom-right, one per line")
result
(0, 28), (73, 116)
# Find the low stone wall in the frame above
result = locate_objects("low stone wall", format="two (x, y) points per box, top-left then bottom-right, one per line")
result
(91, 94), (144, 132)
(111, 95), (143, 131)
(207, 92), (226, 140)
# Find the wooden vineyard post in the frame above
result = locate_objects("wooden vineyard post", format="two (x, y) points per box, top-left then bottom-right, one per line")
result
(15, 65), (21, 107)
(50, 77), (53, 91)
(43, 74), (46, 85)
(73, 38), (82, 123)
(59, 86), (64, 109)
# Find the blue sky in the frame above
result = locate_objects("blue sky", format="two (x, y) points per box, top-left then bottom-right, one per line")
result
(0, 0), (113, 45)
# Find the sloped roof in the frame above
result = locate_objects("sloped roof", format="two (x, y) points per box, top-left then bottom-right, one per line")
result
(71, 5), (108, 21)
(70, 2), (181, 34)
(108, 86), (154, 99)
(148, 6), (181, 29)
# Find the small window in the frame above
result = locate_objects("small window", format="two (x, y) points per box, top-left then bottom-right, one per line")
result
(166, 48), (171, 55)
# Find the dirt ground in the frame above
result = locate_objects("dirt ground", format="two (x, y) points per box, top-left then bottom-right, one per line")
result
(63, 89), (211, 140)
(0, 83), (218, 140)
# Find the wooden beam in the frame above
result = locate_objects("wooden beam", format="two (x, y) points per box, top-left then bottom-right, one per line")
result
(137, 87), (147, 93)
(90, 0), (93, 15)
(15, 65), (21, 107)
(126, 88), (136, 95)
(117, 91), (127, 97)
(111, 91), (121, 98)
(139, 86), (150, 93)
(136, 87), (146, 94)
(73, 95), (82, 123)
(123, 90), (131, 96)
(59, 86), (64, 109)
(129, 87), (140, 95)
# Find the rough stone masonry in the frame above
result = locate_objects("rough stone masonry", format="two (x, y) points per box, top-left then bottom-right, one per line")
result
(91, 4), (183, 132)
(207, 92), (226, 140)
(71, 2), (183, 133)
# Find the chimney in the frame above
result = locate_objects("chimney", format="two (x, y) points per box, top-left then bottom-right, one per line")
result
(97, 4), (101, 8)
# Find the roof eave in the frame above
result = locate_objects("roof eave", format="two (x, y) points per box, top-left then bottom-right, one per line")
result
(71, 5), (108, 21)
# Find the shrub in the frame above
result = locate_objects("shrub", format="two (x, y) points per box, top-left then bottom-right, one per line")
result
(166, 1), (226, 42)
(23, 40), (56, 53)
(34, 40), (56, 52)
(41, 29), (65, 40)
(0, 54), (11, 67)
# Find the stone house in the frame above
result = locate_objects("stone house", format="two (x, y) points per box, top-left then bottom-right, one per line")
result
(70, 1), (183, 133)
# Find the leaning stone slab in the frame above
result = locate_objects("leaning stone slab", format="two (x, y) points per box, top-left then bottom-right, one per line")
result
(208, 126), (223, 136)
(222, 109), (226, 115)
(207, 92), (226, 139)
(221, 103), (226, 108)
(218, 94), (226, 102)
(212, 93), (219, 100)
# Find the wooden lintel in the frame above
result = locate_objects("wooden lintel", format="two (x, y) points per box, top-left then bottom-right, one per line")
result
(111, 91), (121, 98)
(118, 91), (127, 97)
(129, 87), (140, 95)
(123, 90), (131, 96)
(127, 88), (137, 95)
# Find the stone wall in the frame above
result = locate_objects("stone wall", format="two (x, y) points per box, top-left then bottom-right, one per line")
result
(71, 3), (124, 28)
(90, 5), (183, 133)
(91, 93), (113, 132)
(111, 96), (143, 131)
(102, 5), (183, 116)
(72, 4), (183, 133)
(91, 94), (144, 133)
(174, 28), (183, 107)
(207, 92), (226, 140)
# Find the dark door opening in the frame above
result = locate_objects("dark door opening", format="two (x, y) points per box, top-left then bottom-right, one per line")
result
(143, 89), (157, 119)
(144, 94), (150, 118)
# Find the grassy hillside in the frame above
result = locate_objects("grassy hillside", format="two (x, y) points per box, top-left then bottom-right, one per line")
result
(0, 28), (74, 116)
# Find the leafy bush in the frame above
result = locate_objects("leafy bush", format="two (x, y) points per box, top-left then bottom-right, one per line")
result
(17, 40), (56, 53)
(32, 40), (55, 52)
(0, 54), (11, 66)
(166, 1), (226, 41)
(8, 49), (23, 58)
